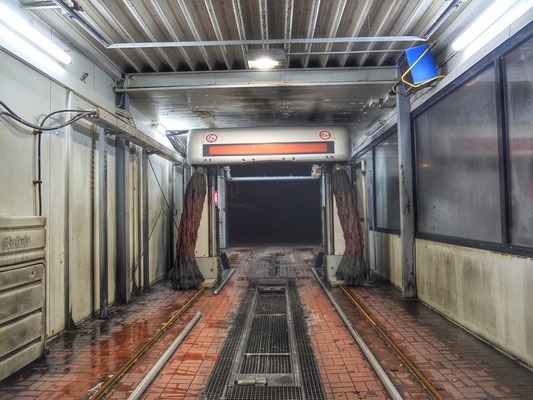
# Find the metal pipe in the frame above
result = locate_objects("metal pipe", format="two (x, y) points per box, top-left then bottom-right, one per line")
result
(21, 1), (59, 9)
(213, 268), (235, 295)
(127, 312), (202, 400)
(423, 0), (465, 39)
(50, 0), (110, 47)
(289, 49), (404, 56)
(311, 268), (403, 400)
(108, 36), (427, 49)
(226, 175), (320, 182)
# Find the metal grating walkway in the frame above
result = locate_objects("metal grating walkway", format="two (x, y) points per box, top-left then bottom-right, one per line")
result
(201, 278), (325, 400)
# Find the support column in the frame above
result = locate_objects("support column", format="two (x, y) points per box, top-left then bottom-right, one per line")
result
(98, 130), (108, 317)
(208, 167), (218, 258)
(142, 150), (151, 293)
(397, 94), (417, 299)
(323, 164), (345, 286)
(194, 167), (219, 287)
(217, 168), (228, 249)
(116, 137), (131, 303)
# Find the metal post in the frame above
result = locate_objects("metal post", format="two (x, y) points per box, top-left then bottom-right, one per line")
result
(136, 146), (143, 293)
(208, 167), (217, 257)
(64, 90), (73, 330)
(168, 163), (175, 275)
(98, 130), (109, 318)
(142, 150), (151, 292)
(397, 93), (417, 299)
(116, 137), (131, 303)
(324, 164), (334, 255)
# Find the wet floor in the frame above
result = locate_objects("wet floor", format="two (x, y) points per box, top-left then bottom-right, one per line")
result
(0, 247), (532, 399)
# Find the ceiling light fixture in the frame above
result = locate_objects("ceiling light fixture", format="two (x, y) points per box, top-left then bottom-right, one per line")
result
(246, 49), (287, 70)
(451, 0), (525, 52)
(0, 2), (72, 65)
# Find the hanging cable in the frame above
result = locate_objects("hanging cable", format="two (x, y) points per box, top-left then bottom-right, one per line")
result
(1, 100), (98, 216)
(0, 101), (96, 131)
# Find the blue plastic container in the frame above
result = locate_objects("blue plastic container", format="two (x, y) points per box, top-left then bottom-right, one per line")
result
(397, 44), (439, 93)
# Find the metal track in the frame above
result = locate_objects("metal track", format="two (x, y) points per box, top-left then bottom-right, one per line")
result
(339, 285), (444, 400)
(311, 268), (403, 400)
(88, 286), (206, 400)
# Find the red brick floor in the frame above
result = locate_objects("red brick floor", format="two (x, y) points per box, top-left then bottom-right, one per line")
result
(331, 283), (533, 399)
(1, 247), (532, 400)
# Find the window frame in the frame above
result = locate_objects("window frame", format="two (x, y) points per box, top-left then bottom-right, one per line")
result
(411, 24), (533, 257)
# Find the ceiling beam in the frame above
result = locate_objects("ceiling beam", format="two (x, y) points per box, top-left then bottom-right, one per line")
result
(116, 67), (396, 92)
(107, 35), (426, 49)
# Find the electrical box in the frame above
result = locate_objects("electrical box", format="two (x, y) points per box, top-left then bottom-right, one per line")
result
(397, 44), (439, 93)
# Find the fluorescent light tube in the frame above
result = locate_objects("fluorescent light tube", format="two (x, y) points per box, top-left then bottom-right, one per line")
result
(0, 2), (72, 65)
(452, 0), (520, 52)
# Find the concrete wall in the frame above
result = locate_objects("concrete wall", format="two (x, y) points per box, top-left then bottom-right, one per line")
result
(417, 239), (533, 367)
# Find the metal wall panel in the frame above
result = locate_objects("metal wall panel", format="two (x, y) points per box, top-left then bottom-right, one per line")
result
(68, 125), (94, 323)
(0, 216), (46, 381)
(147, 155), (171, 282)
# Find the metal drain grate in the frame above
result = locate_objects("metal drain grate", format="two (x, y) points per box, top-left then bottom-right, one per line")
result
(201, 277), (325, 400)
(241, 354), (292, 374)
(225, 386), (302, 400)
(255, 293), (287, 315)
(246, 315), (289, 353)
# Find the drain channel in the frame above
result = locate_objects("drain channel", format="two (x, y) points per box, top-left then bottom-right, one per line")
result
(201, 278), (325, 400)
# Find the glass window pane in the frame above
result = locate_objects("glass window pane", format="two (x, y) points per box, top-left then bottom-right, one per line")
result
(506, 38), (533, 247)
(375, 133), (400, 231)
(415, 66), (501, 242)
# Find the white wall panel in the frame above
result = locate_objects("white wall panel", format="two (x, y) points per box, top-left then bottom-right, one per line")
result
(68, 126), (93, 323)
(130, 146), (141, 293)
(417, 239), (533, 368)
(0, 16), (174, 342)
(0, 51), (50, 216)
(148, 156), (170, 282)
(369, 232), (402, 288)
(44, 83), (70, 337)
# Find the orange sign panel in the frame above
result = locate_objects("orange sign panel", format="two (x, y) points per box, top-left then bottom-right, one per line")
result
(203, 141), (334, 157)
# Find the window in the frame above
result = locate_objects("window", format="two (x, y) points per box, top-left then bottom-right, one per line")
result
(505, 38), (533, 247)
(415, 66), (502, 243)
(374, 133), (400, 232)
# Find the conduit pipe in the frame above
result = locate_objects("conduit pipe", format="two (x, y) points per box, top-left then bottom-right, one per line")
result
(311, 268), (403, 400)
(213, 268), (235, 295)
(128, 312), (202, 400)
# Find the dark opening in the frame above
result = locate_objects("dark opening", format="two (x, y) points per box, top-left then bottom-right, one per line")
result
(227, 179), (321, 246)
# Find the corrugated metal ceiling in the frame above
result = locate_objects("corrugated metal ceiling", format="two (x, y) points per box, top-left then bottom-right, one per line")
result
(22, 0), (474, 130)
